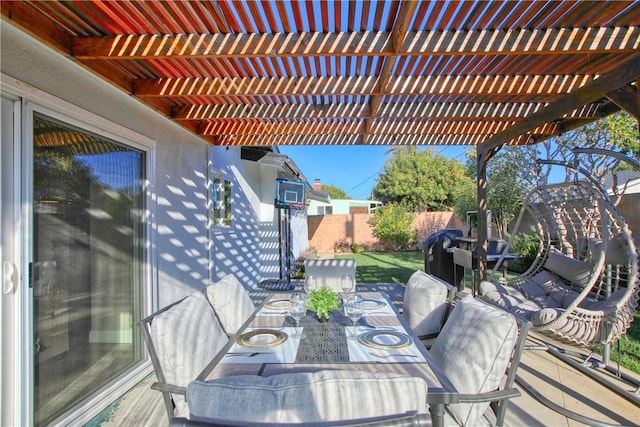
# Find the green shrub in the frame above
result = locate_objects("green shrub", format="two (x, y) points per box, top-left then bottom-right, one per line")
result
(509, 229), (540, 273)
(351, 243), (365, 254)
(292, 246), (319, 279)
(334, 238), (352, 253)
(367, 203), (417, 251)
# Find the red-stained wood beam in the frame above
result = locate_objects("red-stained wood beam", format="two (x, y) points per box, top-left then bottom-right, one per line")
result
(482, 53), (640, 151)
(70, 26), (640, 60)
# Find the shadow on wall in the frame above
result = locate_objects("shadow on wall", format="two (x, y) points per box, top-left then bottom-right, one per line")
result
(156, 159), (284, 298)
(156, 168), (212, 305)
(210, 164), (265, 291)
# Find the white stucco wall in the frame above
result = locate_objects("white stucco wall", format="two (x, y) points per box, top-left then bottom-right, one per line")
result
(0, 22), (270, 304)
(208, 147), (275, 288)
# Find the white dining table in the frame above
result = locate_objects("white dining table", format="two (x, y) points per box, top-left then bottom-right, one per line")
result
(197, 291), (458, 427)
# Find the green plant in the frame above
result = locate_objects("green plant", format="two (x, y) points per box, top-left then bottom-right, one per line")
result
(305, 287), (341, 320)
(351, 242), (365, 254)
(334, 238), (352, 253)
(509, 229), (540, 273)
(292, 247), (319, 279)
(367, 203), (417, 251)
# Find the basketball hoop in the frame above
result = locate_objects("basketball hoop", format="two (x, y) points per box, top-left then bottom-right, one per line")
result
(288, 203), (309, 218)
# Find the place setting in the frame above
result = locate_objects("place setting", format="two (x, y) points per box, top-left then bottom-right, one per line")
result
(223, 294), (307, 363)
(257, 297), (296, 316)
(222, 326), (300, 364)
(344, 295), (425, 363)
(346, 292), (397, 316)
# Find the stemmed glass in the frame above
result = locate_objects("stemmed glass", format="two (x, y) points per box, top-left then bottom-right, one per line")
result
(304, 274), (316, 295)
(340, 274), (354, 298)
(344, 295), (364, 340)
(289, 294), (306, 339)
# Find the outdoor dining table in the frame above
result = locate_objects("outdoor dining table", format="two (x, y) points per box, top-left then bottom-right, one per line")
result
(197, 291), (458, 427)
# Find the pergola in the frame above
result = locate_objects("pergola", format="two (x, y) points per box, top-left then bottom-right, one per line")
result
(2, 0), (640, 276)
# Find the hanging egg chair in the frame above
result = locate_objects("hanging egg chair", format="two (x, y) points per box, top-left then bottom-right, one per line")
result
(480, 155), (639, 348)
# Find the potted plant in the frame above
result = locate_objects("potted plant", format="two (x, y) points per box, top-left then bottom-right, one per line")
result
(306, 287), (341, 322)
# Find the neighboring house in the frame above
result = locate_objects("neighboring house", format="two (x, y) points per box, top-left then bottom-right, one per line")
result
(603, 171), (640, 241)
(0, 23), (325, 426)
(602, 170), (640, 195)
(307, 179), (383, 215)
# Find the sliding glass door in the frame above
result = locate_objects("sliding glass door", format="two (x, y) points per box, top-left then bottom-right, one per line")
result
(32, 112), (146, 425)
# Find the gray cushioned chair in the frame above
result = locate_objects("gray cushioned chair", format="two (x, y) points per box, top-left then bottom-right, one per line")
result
(403, 270), (456, 340)
(205, 274), (256, 336)
(429, 296), (530, 426)
(183, 370), (430, 426)
(139, 292), (229, 419)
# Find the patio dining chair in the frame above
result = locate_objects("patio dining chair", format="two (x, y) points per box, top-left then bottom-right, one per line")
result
(139, 291), (229, 420)
(205, 274), (256, 336)
(402, 270), (456, 343)
(429, 296), (531, 426)
(176, 370), (431, 426)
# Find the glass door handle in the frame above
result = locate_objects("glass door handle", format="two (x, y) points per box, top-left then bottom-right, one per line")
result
(3, 261), (17, 294)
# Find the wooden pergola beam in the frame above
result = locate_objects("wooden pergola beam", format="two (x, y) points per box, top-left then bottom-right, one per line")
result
(213, 132), (525, 147)
(134, 74), (599, 98)
(367, 0), (418, 143)
(200, 120), (559, 137)
(174, 101), (607, 121)
(70, 26), (640, 60)
(481, 53), (640, 151)
(605, 83), (639, 119)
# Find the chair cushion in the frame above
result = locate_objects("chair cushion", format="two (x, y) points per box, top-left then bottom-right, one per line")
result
(429, 296), (518, 426)
(544, 249), (594, 288)
(403, 270), (453, 336)
(187, 370), (428, 424)
(150, 292), (228, 416)
(479, 281), (543, 321)
(205, 274), (256, 335)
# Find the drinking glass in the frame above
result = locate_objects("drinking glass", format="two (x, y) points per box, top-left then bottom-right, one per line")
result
(340, 274), (354, 297)
(289, 298), (306, 339)
(344, 295), (364, 340)
(304, 275), (316, 294)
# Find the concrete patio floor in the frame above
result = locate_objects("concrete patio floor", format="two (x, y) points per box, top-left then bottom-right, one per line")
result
(92, 283), (640, 426)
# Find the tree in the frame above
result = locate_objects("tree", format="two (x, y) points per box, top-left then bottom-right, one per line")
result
(516, 112), (640, 203)
(462, 111), (639, 236)
(367, 203), (416, 251)
(513, 112), (640, 184)
(321, 184), (349, 199)
(463, 147), (532, 238)
(372, 148), (474, 211)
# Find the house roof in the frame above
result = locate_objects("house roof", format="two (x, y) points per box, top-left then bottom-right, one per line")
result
(2, 1), (639, 149)
(241, 147), (330, 202)
(602, 170), (640, 192)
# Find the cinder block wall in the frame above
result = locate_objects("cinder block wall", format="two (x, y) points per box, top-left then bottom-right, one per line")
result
(307, 211), (463, 253)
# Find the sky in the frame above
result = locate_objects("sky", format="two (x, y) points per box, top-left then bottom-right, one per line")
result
(278, 145), (471, 200)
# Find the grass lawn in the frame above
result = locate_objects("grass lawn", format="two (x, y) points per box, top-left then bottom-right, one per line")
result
(335, 251), (424, 284)
(335, 251), (640, 375)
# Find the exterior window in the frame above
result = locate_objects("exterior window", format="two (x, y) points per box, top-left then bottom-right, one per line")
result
(213, 176), (232, 226)
(32, 112), (145, 425)
(317, 206), (333, 215)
